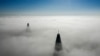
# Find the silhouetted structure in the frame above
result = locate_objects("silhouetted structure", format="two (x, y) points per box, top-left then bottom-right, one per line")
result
(26, 23), (31, 32)
(27, 23), (29, 27)
(55, 32), (62, 51)
(53, 32), (63, 56)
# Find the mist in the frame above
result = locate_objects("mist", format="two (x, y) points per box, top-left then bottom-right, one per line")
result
(0, 16), (100, 56)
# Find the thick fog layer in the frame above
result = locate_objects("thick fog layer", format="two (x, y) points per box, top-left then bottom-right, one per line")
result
(0, 16), (100, 56)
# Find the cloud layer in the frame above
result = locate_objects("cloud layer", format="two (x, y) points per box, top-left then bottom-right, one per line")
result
(0, 16), (100, 56)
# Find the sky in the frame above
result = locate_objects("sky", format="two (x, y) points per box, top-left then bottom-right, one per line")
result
(0, 0), (100, 15)
(0, 0), (100, 56)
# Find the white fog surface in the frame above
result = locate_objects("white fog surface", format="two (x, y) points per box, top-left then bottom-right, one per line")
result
(0, 16), (100, 56)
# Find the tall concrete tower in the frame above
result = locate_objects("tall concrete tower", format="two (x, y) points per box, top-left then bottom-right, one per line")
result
(55, 32), (62, 51)
(26, 23), (31, 32)
(27, 23), (29, 27)
(53, 32), (63, 56)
